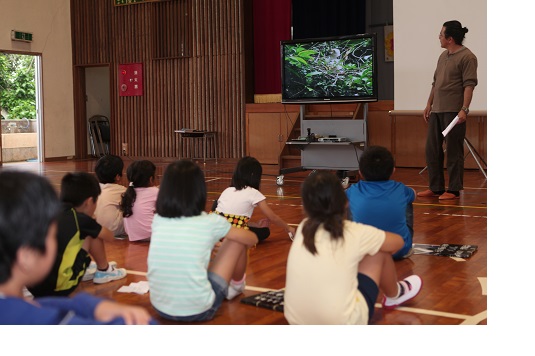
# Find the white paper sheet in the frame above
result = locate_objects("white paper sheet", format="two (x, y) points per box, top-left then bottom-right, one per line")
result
(442, 115), (459, 137)
(117, 281), (150, 295)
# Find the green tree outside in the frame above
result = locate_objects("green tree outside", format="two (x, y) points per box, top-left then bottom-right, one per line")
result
(0, 53), (36, 120)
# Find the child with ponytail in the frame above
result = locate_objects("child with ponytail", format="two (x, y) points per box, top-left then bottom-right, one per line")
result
(120, 160), (159, 242)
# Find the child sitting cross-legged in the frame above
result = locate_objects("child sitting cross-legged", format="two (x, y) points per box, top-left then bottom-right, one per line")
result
(27, 171), (127, 298)
(148, 160), (258, 322)
(212, 156), (296, 243)
(94, 154), (127, 238)
(120, 160), (159, 242)
(210, 156), (296, 299)
(284, 170), (422, 325)
(345, 146), (416, 260)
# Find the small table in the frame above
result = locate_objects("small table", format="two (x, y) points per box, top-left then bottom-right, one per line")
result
(175, 130), (218, 163)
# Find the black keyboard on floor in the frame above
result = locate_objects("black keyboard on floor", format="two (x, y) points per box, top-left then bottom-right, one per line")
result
(240, 290), (284, 312)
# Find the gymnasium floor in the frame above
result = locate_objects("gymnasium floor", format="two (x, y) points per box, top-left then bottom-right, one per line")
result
(1, 157), (488, 327)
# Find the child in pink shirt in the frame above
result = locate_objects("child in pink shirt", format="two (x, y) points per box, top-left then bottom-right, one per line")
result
(120, 160), (159, 242)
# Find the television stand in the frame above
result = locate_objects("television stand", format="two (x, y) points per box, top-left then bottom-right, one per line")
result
(277, 103), (368, 185)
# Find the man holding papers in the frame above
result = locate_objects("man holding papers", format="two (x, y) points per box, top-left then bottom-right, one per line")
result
(418, 20), (478, 200)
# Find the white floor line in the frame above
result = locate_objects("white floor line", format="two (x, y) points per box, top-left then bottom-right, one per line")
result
(478, 277), (487, 295)
(246, 286), (284, 293)
(125, 270), (147, 276)
(374, 303), (474, 319)
(375, 303), (487, 324)
(460, 310), (487, 325)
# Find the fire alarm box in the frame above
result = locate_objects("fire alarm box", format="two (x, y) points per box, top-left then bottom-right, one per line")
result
(118, 63), (143, 96)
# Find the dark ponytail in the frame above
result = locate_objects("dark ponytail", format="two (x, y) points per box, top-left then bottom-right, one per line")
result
(120, 160), (156, 217)
(301, 171), (347, 255)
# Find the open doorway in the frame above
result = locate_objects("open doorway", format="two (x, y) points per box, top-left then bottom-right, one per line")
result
(73, 65), (111, 158)
(0, 52), (42, 163)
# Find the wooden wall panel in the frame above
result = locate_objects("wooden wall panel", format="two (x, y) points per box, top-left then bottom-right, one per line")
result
(389, 111), (487, 169)
(71, 0), (246, 159)
(367, 100), (394, 151)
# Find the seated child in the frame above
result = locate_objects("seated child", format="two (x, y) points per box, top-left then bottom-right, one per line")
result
(284, 170), (422, 325)
(94, 154), (127, 237)
(211, 156), (296, 242)
(345, 146), (416, 259)
(120, 160), (159, 242)
(0, 170), (155, 325)
(148, 160), (258, 322)
(27, 172), (127, 297)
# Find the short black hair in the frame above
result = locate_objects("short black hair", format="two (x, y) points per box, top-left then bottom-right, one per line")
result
(156, 160), (206, 218)
(94, 154), (124, 183)
(60, 172), (101, 207)
(231, 156), (262, 190)
(0, 171), (60, 283)
(358, 146), (395, 181)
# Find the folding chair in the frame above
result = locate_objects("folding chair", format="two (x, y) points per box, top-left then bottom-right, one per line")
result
(88, 115), (110, 157)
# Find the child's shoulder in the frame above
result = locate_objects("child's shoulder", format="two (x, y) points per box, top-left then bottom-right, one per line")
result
(100, 183), (127, 192)
(75, 210), (101, 226)
(136, 186), (159, 193)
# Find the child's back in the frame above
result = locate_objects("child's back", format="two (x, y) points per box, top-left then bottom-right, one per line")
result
(285, 219), (386, 324)
(149, 212), (232, 316)
(121, 160), (159, 242)
(148, 160), (257, 321)
(346, 180), (414, 258)
(28, 201), (102, 297)
(212, 156), (295, 241)
(94, 154), (127, 237)
(345, 146), (415, 259)
(28, 172), (127, 297)
(285, 170), (422, 325)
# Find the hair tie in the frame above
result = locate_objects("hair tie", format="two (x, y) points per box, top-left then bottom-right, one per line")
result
(129, 182), (134, 187)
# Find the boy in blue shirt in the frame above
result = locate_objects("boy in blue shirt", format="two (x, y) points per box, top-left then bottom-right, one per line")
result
(346, 146), (416, 259)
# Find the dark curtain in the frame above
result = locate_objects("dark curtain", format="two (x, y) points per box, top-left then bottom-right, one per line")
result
(292, 0), (366, 39)
(253, 0), (292, 95)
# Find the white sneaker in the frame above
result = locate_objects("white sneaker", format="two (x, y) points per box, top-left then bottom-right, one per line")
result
(82, 261), (97, 281)
(226, 279), (246, 300)
(93, 262), (126, 284)
(82, 261), (117, 281)
(382, 275), (422, 310)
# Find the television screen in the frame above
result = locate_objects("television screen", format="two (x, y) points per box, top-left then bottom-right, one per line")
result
(281, 34), (378, 103)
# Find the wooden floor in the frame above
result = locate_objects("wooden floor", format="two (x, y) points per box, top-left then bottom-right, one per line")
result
(1, 157), (487, 326)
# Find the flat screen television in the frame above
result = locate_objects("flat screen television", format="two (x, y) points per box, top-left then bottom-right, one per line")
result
(281, 33), (378, 104)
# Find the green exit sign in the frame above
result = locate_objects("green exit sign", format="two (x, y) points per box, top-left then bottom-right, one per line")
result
(11, 30), (33, 42)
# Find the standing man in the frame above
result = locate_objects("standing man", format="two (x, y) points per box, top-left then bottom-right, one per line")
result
(418, 20), (478, 200)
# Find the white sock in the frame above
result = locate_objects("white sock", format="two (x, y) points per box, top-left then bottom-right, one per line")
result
(230, 274), (246, 286)
(393, 282), (402, 299)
